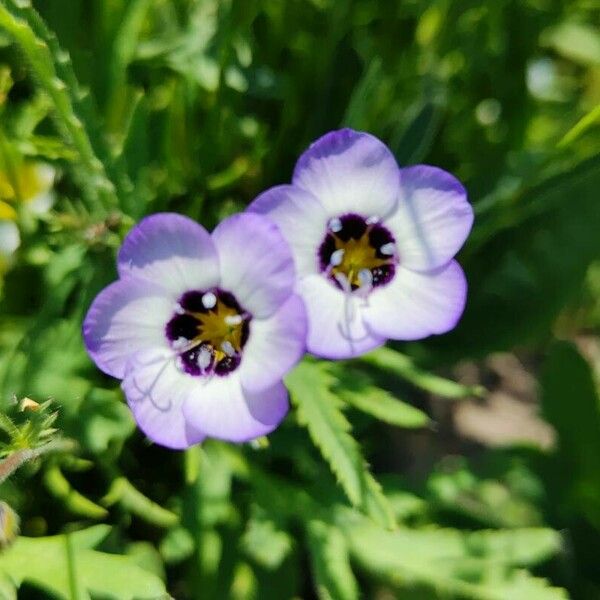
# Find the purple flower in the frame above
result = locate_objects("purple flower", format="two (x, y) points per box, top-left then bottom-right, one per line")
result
(248, 128), (473, 359)
(83, 213), (306, 449)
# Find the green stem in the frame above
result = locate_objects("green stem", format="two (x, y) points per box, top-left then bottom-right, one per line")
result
(0, 438), (75, 485)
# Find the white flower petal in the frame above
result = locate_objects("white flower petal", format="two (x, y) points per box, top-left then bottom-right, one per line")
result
(298, 273), (385, 359)
(292, 129), (400, 218)
(362, 261), (467, 340)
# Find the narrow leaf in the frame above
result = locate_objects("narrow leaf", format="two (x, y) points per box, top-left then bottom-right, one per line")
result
(307, 520), (359, 600)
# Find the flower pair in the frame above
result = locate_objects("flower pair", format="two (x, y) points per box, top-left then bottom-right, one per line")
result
(83, 129), (473, 449)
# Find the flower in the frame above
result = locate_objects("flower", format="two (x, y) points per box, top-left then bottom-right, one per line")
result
(0, 161), (56, 273)
(248, 128), (473, 359)
(0, 161), (56, 220)
(83, 213), (306, 449)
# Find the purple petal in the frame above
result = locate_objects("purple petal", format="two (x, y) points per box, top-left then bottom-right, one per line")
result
(386, 165), (473, 272)
(298, 274), (385, 359)
(83, 278), (173, 378)
(292, 129), (400, 218)
(118, 213), (220, 296)
(182, 376), (289, 442)
(362, 260), (467, 340)
(247, 185), (327, 277)
(211, 213), (295, 318)
(238, 294), (307, 392)
(122, 348), (205, 450)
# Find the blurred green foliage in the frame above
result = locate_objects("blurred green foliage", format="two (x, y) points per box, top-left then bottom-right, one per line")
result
(0, 0), (598, 598)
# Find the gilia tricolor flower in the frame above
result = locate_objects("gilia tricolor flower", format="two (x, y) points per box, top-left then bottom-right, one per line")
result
(83, 213), (306, 449)
(249, 128), (473, 359)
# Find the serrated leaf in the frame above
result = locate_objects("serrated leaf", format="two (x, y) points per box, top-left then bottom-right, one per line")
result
(344, 518), (566, 600)
(0, 526), (167, 599)
(339, 381), (429, 429)
(287, 361), (395, 528)
(307, 520), (359, 600)
(288, 363), (364, 506)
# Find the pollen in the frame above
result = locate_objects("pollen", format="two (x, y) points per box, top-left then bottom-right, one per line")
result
(318, 213), (397, 292)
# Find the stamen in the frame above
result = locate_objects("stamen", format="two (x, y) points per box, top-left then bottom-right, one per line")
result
(358, 268), (373, 288)
(221, 341), (236, 357)
(380, 242), (395, 256)
(197, 347), (212, 370)
(201, 292), (217, 309)
(334, 272), (351, 293)
(224, 314), (243, 326)
(328, 217), (342, 232)
(330, 248), (345, 267)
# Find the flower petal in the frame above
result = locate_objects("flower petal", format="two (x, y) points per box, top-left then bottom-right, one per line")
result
(182, 376), (289, 442)
(123, 348), (205, 449)
(292, 129), (400, 218)
(83, 278), (173, 378)
(238, 294), (307, 392)
(118, 213), (220, 296)
(298, 274), (385, 359)
(0, 220), (20, 257)
(247, 184), (327, 277)
(211, 213), (295, 318)
(386, 165), (473, 271)
(362, 260), (467, 340)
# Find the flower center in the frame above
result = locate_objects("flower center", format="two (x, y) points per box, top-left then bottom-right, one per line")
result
(318, 213), (397, 292)
(165, 289), (251, 377)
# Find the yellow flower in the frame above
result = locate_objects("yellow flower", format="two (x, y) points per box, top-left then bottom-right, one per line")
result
(0, 161), (55, 220)
(0, 161), (55, 272)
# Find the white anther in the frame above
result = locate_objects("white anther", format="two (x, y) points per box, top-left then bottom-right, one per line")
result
(172, 337), (189, 350)
(380, 242), (395, 256)
(358, 268), (373, 288)
(328, 217), (342, 232)
(221, 341), (236, 357)
(330, 249), (345, 266)
(174, 303), (185, 315)
(366, 215), (379, 225)
(334, 272), (352, 292)
(225, 314), (243, 326)
(197, 347), (212, 370)
(201, 292), (217, 309)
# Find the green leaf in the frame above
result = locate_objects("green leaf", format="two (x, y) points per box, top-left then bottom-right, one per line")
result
(306, 520), (359, 600)
(541, 341), (600, 528)
(74, 388), (135, 454)
(240, 507), (293, 570)
(287, 362), (395, 528)
(102, 477), (179, 529)
(0, 1), (117, 213)
(543, 21), (600, 67)
(0, 526), (167, 600)
(360, 347), (484, 398)
(159, 528), (195, 565)
(43, 465), (108, 520)
(337, 375), (430, 428)
(344, 517), (566, 600)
